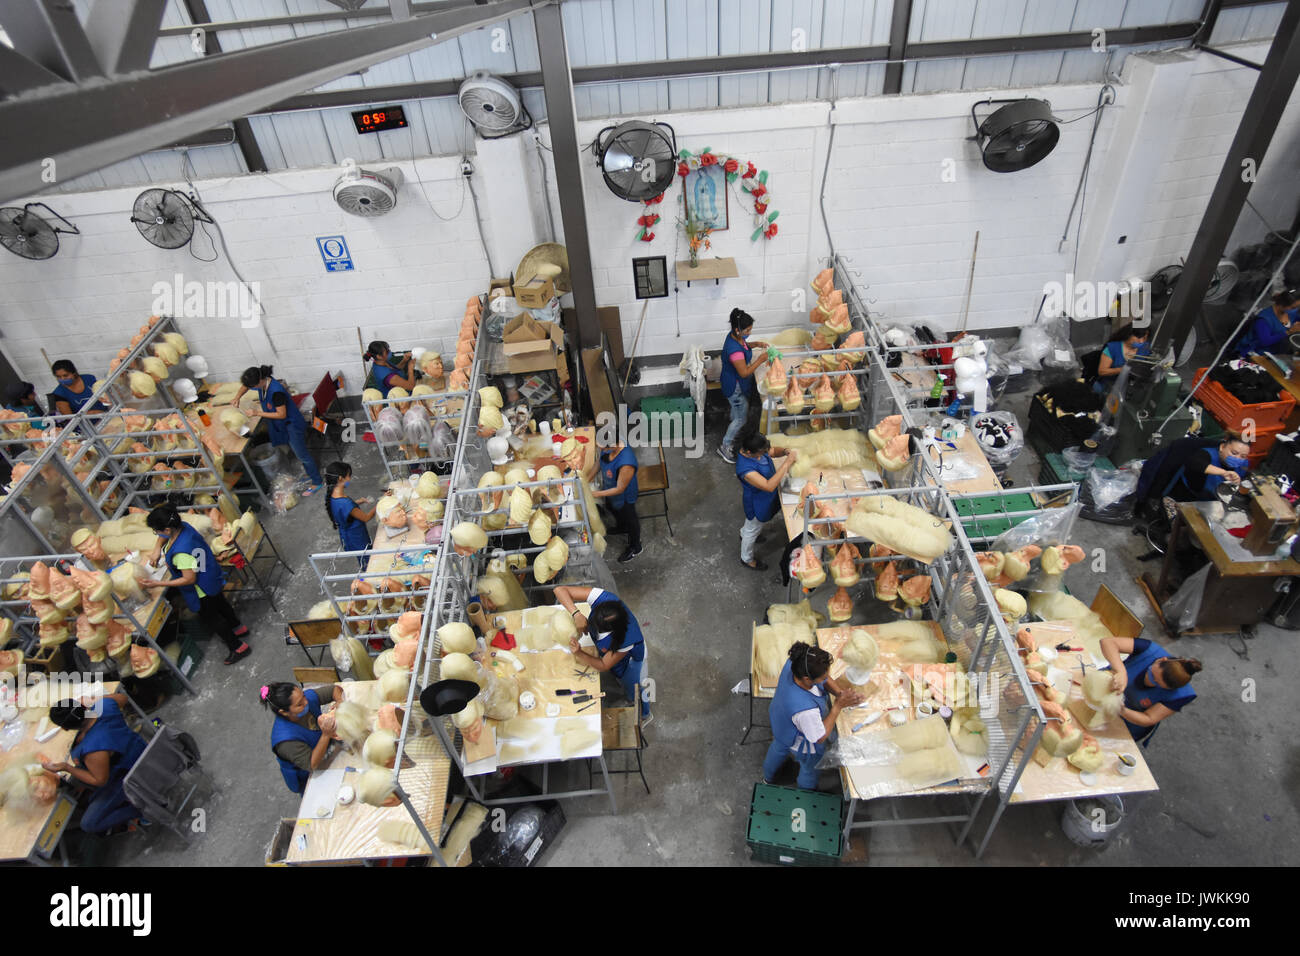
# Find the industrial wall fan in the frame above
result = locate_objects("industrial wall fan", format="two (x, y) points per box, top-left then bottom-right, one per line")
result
(592, 121), (677, 202)
(0, 203), (79, 260)
(1146, 260), (1240, 308)
(131, 188), (213, 249)
(970, 99), (1060, 172)
(334, 165), (403, 217)
(458, 71), (530, 138)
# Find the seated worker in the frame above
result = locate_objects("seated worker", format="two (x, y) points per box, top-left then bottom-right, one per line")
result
(364, 341), (418, 398)
(1089, 325), (1150, 392)
(1099, 636), (1201, 746)
(43, 692), (149, 834)
(50, 360), (109, 415)
(1235, 290), (1300, 358)
(4, 381), (44, 419)
(1137, 435), (1251, 519)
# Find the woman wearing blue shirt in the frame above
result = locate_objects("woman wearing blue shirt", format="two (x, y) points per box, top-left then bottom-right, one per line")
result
(592, 436), (641, 563)
(1099, 636), (1201, 744)
(1236, 291), (1299, 357)
(364, 340), (417, 398)
(236, 365), (324, 495)
(261, 681), (345, 794)
(324, 461), (375, 569)
(4, 381), (43, 419)
(764, 643), (862, 789)
(1094, 325), (1150, 391)
(717, 309), (769, 463)
(43, 692), (149, 834)
(50, 360), (108, 415)
(734, 430), (797, 571)
(554, 585), (650, 720)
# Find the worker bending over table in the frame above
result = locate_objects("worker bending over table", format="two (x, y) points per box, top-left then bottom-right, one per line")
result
(554, 584), (650, 721)
(1099, 636), (1201, 746)
(43, 692), (149, 835)
(236, 365), (324, 495)
(1235, 290), (1299, 358)
(764, 643), (862, 790)
(261, 681), (346, 794)
(1137, 435), (1251, 519)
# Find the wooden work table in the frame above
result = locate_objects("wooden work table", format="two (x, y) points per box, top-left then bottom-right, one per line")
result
(0, 679), (121, 863)
(1140, 501), (1300, 636)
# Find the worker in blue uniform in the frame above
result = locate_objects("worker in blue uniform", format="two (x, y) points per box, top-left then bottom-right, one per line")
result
(142, 504), (251, 665)
(324, 461), (375, 569)
(554, 584), (650, 721)
(1099, 636), (1201, 745)
(262, 681), (345, 794)
(363, 340), (417, 398)
(44, 692), (149, 834)
(1235, 290), (1300, 357)
(763, 643), (862, 790)
(1092, 325), (1151, 392)
(50, 359), (109, 415)
(593, 435), (642, 563)
(237, 365), (323, 494)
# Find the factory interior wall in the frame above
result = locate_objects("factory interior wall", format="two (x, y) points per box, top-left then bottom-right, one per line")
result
(0, 42), (1294, 395)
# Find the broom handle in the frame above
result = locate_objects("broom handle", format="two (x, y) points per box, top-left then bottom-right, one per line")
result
(622, 299), (650, 393)
(959, 231), (980, 334)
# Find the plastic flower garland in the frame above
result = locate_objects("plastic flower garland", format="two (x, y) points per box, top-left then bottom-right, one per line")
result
(632, 148), (780, 242)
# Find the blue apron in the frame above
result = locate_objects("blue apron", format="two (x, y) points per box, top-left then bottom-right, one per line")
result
(591, 591), (645, 680)
(71, 698), (147, 780)
(599, 447), (639, 508)
(53, 374), (108, 413)
(258, 378), (306, 446)
(1118, 641), (1196, 741)
(329, 495), (372, 552)
(720, 334), (754, 397)
(736, 453), (779, 521)
(164, 524), (226, 613)
(770, 660), (830, 758)
(1166, 446), (1238, 499)
(270, 689), (323, 794)
(369, 364), (400, 398)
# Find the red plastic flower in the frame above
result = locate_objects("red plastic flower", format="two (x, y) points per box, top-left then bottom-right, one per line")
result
(751, 184), (767, 199)
(765, 223), (778, 239)
(645, 194), (664, 205)
(742, 162), (757, 179)
(723, 158), (739, 174)
(677, 162), (689, 178)
(700, 152), (718, 166)
(754, 201), (768, 215)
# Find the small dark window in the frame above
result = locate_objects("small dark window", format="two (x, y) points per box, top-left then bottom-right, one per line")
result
(632, 256), (669, 299)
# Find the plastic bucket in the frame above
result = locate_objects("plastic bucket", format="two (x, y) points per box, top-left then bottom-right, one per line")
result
(1061, 794), (1125, 848)
(249, 443), (285, 484)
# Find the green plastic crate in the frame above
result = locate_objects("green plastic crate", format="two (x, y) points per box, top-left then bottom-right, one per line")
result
(639, 395), (697, 443)
(952, 491), (1038, 540)
(746, 783), (842, 866)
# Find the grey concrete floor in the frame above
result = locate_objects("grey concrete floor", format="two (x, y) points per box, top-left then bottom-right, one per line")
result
(100, 379), (1300, 867)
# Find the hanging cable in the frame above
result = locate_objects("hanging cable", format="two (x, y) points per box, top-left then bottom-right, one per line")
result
(1059, 84), (1115, 267)
(465, 161), (497, 277)
(817, 64), (841, 264)
(1153, 229), (1300, 437)
(534, 134), (556, 242)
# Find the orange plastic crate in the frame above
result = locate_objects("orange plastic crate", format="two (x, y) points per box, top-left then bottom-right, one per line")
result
(1193, 367), (1295, 432)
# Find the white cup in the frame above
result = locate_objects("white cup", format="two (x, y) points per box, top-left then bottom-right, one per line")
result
(539, 420), (551, 438)
(1117, 753), (1137, 776)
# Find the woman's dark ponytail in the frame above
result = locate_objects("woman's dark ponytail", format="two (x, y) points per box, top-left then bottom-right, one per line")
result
(365, 340), (390, 363)
(260, 682), (297, 715)
(789, 642), (831, 681)
(587, 600), (629, 653)
(49, 699), (87, 731)
(323, 461), (351, 529)
(729, 308), (753, 334)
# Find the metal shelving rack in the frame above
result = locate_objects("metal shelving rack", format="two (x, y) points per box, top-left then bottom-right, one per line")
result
(362, 386), (470, 482)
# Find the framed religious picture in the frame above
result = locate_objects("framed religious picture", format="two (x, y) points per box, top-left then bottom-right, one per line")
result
(632, 256), (669, 299)
(683, 162), (728, 231)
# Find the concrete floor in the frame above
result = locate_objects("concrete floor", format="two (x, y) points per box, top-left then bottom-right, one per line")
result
(99, 374), (1300, 867)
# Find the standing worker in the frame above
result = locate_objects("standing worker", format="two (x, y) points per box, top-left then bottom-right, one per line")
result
(735, 429), (798, 571)
(261, 681), (345, 794)
(50, 360), (109, 415)
(42, 691), (149, 834)
(142, 504), (251, 665)
(237, 365), (324, 496)
(324, 461), (375, 569)
(1099, 636), (1201, 745)
(763, 643), (862, 790)
(592, 434), (642, 564)
(553, 585), (650, 721)
(717, 309), (768, 463)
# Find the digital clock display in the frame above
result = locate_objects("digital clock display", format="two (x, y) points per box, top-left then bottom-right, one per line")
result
(352, 106), (408, 134)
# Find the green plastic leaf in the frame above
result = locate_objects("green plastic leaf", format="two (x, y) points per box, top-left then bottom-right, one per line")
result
(678, 149), (690, 159)
(726, 172), (739, 182)
(768, 211), (780, 222)
(758, 170), (769, 184)
(751, 226), (764, 242)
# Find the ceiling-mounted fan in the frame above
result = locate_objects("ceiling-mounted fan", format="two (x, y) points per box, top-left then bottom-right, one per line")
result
(970, 98), (1060, 172)
(0, 203), (80, 260)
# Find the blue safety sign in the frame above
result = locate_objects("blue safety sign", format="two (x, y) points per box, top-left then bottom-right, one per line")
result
(316, 235), (354, 272)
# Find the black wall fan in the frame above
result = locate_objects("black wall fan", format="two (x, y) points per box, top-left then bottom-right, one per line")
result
(592, 121), (677, 201)
(971, 99), (1060, 172)
(0, 203), (80, 260)
(130, 188), (213, 249)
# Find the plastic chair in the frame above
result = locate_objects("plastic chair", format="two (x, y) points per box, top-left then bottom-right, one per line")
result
(635, 445), (672, 536)
(600, 682), (650, 794)
(306, 372), (346, 457)
(121, 725), (209, 841)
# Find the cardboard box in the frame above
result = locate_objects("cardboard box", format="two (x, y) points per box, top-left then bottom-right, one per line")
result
(503, 314), (548, 344)
(597, 306), (624, 368)
(505, 322), (567, 377)
(513, 275), (555, 309)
